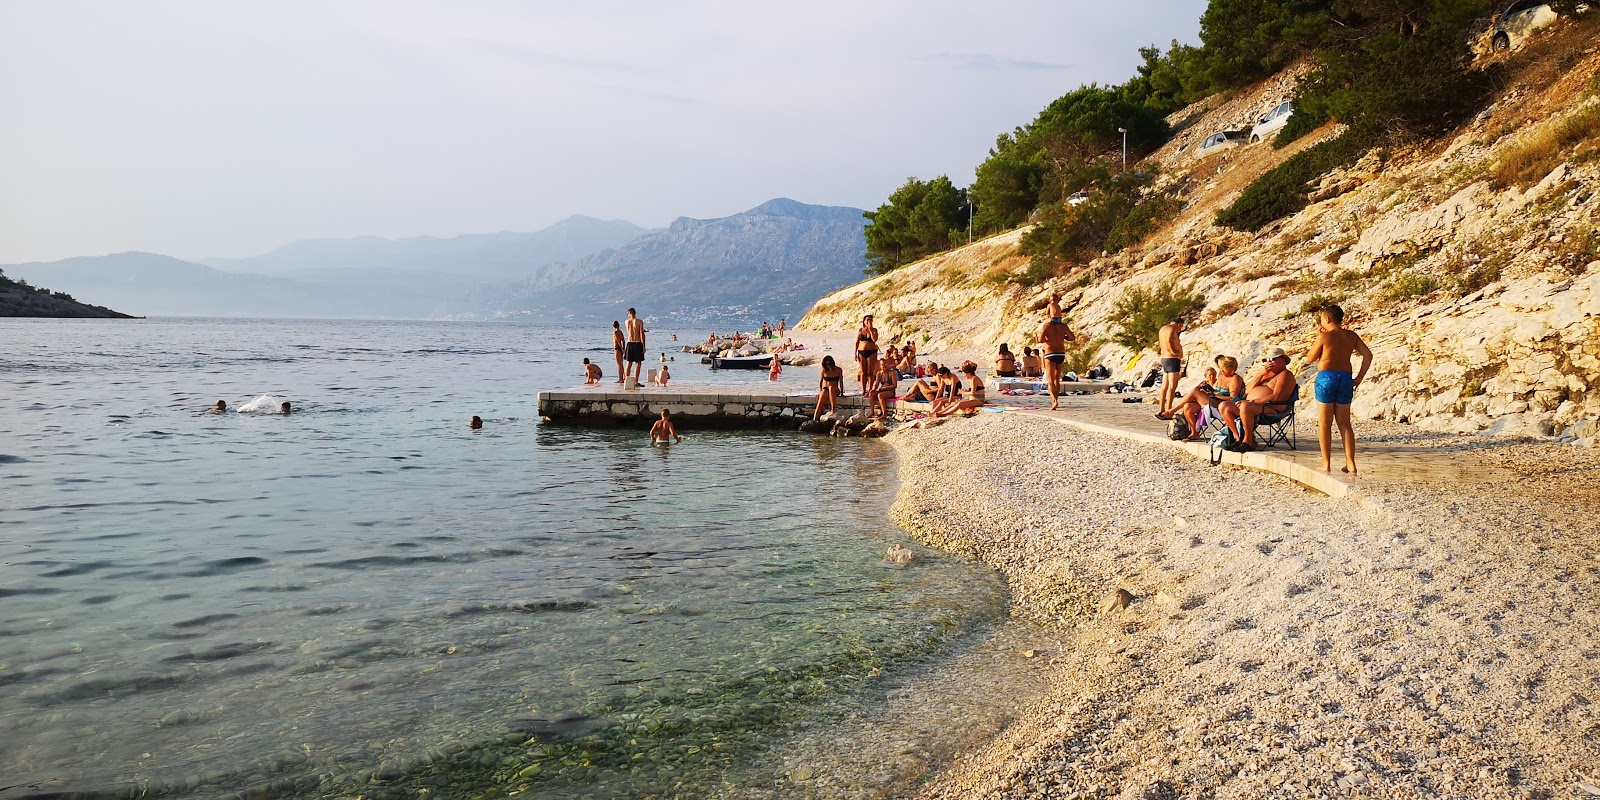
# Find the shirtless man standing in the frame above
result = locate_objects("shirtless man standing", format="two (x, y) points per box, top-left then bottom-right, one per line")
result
(1304, 304), (1373, 475)
(1037, 309), (1076, 411)
(611, 321), (627, 384)
(1155, 316), (1185, 419)
(624, 308), (646, 388)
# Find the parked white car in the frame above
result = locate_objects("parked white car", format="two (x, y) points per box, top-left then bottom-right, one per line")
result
(1194, 130), (1247, 160)
(1491, 0), (1558, 51)
(1066, 191), (1091, 206)
(1249, 101), (1295, 144)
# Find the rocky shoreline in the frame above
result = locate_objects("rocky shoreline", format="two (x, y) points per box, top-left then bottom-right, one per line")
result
(876, 413), (1600, 799)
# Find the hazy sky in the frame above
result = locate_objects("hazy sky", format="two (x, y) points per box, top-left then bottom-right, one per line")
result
(0, 1), (1203, 263)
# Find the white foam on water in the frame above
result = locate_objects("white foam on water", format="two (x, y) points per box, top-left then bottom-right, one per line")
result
(236, 394), (285, 413)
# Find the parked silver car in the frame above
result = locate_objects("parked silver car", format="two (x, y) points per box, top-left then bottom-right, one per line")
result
(1249, 101), (1295, 144)
(1491, 0), (1558, 51)
(1195, 130), (1247, 159)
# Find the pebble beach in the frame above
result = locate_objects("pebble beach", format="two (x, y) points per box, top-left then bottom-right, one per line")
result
(871, 412), (1600, 799)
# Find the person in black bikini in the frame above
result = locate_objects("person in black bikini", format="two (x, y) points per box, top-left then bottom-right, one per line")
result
(855, 315), (879, 396)
(813, 355), (845, 420)
(994, 343), (1017, 377)
(611, 321), (626, 384)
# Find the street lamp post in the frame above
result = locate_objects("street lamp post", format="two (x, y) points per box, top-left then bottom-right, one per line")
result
(1118, 127), (1128, 172)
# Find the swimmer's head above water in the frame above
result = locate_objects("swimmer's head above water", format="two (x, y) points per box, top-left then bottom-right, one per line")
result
(470, 415), (483, 429)
(279, 402), (291, 414)
(214, 400), (227, 412)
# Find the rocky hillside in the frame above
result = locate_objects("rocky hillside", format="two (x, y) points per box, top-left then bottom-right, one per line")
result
(485, 198), (868, 323)
(0, 271), (133, 318)
(803, 17), (1600, 445)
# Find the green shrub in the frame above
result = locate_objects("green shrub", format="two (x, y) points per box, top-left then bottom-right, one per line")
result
(1384, 271), (1440, 301)
(1273, 104), (1326, 149)
(1217, 131), (1369, 231)
(1110, 281), (1205, 352)
(1008, 260), (1053, 288)
(1298, 292), (1345, 315)
(1063, 338), (1107, 375)
(1105, 196), (1183, 253)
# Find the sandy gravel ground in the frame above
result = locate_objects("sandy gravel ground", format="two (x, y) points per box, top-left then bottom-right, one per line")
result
(886, 413), (1600, 799)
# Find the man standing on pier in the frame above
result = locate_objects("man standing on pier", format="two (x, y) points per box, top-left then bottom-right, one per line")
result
(1037, 309), (1076, 411)
(624, 307), (647, 388)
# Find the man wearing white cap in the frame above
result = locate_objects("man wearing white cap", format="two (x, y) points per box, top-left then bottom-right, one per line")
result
(1224, 347), (1297, 451)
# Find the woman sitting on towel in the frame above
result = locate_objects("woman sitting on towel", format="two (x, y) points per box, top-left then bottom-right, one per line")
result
(994, 343), (1017, 378)
(933, 363), (986, 417)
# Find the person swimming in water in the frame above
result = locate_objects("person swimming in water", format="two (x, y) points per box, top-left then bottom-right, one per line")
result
(470, 415), (484, 429)
(213, 400), (227, 413)
(650, 409), (682, 443)
(279, 401), (292, 414)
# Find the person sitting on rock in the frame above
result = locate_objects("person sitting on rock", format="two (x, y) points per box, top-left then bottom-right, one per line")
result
(869, 358), (899, 419)
(812, 355), (845, 421)
(1224, 348), (1297, 451)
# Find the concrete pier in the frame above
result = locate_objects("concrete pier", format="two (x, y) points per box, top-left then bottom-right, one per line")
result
(537, 386), (875, 428)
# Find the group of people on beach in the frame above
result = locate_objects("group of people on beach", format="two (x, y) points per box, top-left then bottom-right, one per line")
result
(1150, 304), (1372, 474)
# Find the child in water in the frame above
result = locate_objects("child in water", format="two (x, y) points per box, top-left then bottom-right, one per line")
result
(768, 354), (782, 382)
(649, 409), (682, 443)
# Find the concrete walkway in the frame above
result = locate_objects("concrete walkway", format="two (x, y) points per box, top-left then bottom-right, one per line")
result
(980, 390), (1498, 500)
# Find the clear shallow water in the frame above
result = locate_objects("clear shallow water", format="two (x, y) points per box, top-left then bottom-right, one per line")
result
(0, 318), (1005, 799)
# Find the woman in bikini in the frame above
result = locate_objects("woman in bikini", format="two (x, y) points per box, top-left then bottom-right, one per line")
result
(869, 358), (899, 419)
(1021, 347), (1042, 378)
(813, 355), (845, 420)
(855, 315), (879, 396)
(994, 343), (1018, 378)
(612, 321), (626, 384)
(933, 363), (986, 417)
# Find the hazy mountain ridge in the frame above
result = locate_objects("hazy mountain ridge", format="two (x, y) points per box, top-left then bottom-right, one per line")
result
(5, 201), (868, 321)
(486, 198), (868, 321)
(202, 216), (653, 282)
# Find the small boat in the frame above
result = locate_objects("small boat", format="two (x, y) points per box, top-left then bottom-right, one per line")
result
(710, 353), (773, 370)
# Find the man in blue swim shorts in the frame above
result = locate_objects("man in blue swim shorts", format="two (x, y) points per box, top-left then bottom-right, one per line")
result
(1305, 304), (1373, 476)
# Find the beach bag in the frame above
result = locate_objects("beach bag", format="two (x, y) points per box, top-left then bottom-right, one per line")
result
(1167, 414), (1189, 441)
(1140, 367), (1162, 388)
(1209, 426), (1236, 465)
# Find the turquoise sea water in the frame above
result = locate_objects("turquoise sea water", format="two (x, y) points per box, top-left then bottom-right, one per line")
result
(0, 318), (1006, 799)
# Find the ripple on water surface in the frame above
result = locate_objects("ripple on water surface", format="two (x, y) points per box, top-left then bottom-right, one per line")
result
(0, 318), (1006, 799)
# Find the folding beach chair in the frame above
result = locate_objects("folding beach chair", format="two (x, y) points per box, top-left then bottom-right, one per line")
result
(1252, 384), (1299, 450)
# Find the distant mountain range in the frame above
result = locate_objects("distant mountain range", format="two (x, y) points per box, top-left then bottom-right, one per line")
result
(480, 198), (870, 321)
(3, 200), (867, 322)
